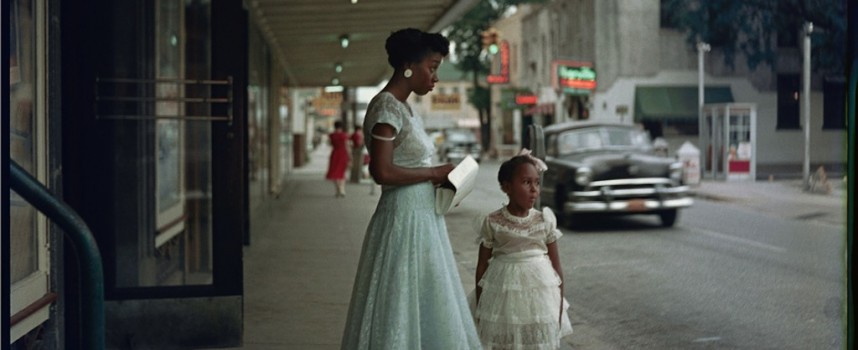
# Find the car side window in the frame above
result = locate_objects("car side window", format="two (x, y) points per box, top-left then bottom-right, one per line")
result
(558, 133), (576, 154)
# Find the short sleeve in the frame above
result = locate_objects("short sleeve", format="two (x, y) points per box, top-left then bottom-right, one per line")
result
(478, 216), (495, 249)
(367, 94), (404, 136)
(542, 207), (563, 244)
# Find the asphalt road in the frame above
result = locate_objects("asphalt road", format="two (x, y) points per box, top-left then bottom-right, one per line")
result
(445, 159), (846, 350)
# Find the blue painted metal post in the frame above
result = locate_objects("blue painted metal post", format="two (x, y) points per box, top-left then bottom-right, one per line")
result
(9, 160), (105, 350)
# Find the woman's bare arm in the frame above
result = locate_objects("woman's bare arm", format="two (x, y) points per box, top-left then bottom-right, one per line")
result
(368, 123), (453, 186)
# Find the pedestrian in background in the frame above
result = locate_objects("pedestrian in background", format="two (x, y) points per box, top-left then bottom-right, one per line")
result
(340, 28), (481, 349)
(470, 149), (573, 349)
(325, 120), (350, 197)
(349, 124), (365, 182)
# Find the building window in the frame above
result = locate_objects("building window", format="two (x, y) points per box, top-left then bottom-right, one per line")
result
(9, 0), (52, 342)
(776, 74), (801, 130)
(823, 77), (846, 129)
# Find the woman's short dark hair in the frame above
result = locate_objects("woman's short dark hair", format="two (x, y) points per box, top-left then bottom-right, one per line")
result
(385, 28), (450, 69)
(498, 155), (539, 184)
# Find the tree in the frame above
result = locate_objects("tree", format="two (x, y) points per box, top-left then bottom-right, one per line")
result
(445, 0), (546, 151)
(662, 0), (846, 76)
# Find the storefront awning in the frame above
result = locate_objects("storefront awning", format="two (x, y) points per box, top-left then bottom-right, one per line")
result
(634, 86), (733, 122)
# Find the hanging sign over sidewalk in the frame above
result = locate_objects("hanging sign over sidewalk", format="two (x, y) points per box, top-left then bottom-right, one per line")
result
(552, 60), (596, 95)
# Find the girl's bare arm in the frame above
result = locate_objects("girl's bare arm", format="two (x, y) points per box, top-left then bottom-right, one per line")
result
(475, 244), (493, 304)
(547, 241), (564, 325)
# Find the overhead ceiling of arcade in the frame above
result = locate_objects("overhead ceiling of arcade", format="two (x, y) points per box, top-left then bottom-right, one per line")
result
(246, 0), (479, 87)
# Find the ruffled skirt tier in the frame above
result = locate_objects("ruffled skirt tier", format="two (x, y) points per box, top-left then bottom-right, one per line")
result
(471, 251), (573, 350)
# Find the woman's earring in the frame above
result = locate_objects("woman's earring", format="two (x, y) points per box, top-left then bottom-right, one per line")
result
(403, 68), (413, 78)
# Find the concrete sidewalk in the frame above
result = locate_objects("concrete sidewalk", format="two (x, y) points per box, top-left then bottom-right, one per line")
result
(689, 175), (848, 227)
(212, 144), (847, 350)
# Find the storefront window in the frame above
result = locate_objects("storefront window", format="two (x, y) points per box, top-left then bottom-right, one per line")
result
(155, 0), (186, 251)
(9, 0), (51, 342)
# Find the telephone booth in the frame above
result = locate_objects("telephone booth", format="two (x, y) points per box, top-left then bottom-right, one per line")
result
(700, 103), (757, 181)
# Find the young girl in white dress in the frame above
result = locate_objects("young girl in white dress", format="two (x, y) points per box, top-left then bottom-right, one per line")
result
(471, 149), (574, 349)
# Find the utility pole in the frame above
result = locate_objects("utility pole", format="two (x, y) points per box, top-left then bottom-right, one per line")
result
(697, 41), (710, 177)
(802, 22), (813, 185)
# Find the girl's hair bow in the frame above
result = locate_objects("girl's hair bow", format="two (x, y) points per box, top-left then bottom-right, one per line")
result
(517, 148), (548, 172)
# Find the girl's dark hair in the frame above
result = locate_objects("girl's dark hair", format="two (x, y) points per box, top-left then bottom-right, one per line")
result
(334, 120), (344, 129)
(498, 155), (539, 184)
(385, 28), (450, 69)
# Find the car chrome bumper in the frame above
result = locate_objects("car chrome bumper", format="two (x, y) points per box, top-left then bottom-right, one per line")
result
(564, 197), (694, 213)
(563, 178), (693, 213)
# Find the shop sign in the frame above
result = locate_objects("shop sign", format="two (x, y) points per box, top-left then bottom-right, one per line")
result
(313, 91), (342, 116)
(500, 88), (534, 110)
(552, 61), (596, 95)
(515, 94), (537, 105)
(431, 93), (461, 110)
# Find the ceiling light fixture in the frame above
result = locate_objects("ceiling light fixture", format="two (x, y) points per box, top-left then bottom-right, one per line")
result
(340, 35), (350, 48)
(351, 0), (358, 4)
(335, 62), (343, 73)
(331, 77), (340, 86)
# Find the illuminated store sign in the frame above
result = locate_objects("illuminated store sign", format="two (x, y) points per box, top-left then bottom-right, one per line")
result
(515, 94), (537, 105)
(487, 41), (510, 84)
(552, 61), (596, 95)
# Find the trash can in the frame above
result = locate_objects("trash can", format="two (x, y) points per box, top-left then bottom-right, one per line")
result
(676, 141), (700, 186)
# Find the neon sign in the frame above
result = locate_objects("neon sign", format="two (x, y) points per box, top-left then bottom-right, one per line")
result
(552, 61), (596, 95)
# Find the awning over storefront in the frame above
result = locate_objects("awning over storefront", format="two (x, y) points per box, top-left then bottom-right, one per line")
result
(634, 86), (733, 123)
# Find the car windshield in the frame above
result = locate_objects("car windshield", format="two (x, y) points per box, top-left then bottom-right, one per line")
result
(557, 126), (650, 154)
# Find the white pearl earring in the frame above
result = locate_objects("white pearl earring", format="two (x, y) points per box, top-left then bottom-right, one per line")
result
(403, 68), (413, 78)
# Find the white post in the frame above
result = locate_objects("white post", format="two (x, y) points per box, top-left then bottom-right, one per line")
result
(802, 22), (813, 184)
(697, 41), (710, 177)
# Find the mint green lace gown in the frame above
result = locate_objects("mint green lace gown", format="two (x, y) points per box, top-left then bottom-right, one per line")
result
(340, 92), (481, 349)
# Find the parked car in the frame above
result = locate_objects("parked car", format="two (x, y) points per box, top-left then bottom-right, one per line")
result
(539, 121), (692, 227)
(439, 129), (481, 164)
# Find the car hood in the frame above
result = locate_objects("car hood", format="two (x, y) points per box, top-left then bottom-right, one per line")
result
(551, 150), (675, 181)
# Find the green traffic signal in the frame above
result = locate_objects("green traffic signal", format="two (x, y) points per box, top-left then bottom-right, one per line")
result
(488, 43), (499, 55)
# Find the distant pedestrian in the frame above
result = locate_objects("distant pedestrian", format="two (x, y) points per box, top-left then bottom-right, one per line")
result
(326, 120), (350, 197)
(349, 125), (364, 181)
(470, 149), (573, 349)
(340, 28), (481, 349)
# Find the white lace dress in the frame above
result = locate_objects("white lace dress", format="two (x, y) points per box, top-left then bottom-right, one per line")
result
(340, 92), (481, 349)
(471, 206), (574, 350)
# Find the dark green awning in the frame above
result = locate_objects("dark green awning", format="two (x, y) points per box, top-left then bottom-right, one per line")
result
(634, 86), (733, 122)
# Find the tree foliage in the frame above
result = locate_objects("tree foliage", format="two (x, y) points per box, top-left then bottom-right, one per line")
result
(662, 0), (846, 75)
(446, 1), (546, 109)
(445, 0), (545, 149)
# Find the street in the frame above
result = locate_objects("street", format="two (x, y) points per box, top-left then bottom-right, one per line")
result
(446, 159), (846, 350)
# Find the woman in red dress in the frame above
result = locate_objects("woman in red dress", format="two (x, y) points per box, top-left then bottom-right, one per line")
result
(326, 120), (351, 197)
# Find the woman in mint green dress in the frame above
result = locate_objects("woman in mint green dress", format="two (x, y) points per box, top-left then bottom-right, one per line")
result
(340, 28), (481, 349)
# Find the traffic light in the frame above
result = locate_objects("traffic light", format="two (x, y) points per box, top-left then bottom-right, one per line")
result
(481, 28), (500, 54)
(481, 30), (492, 48)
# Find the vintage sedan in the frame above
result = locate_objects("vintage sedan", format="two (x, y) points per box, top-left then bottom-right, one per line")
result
(539, 121), (692, 227)
(439, 128), (482, 164)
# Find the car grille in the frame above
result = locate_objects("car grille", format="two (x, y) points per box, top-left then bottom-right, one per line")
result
(571, 178), (688, 201)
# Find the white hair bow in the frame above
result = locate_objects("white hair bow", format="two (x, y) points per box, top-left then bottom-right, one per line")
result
(518, 148), (548, 172)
